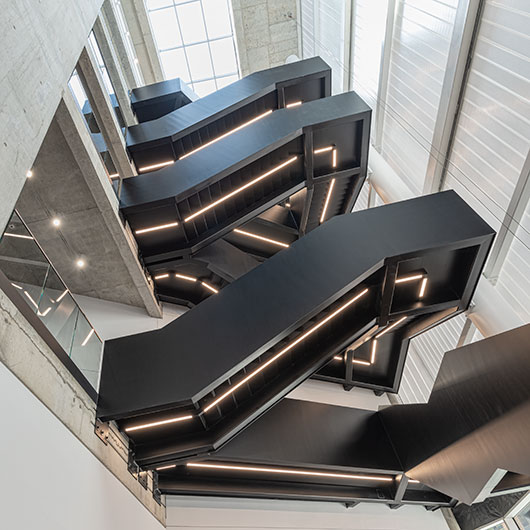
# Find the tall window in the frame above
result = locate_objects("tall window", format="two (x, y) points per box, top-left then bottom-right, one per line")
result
(146, 0), (240, 96)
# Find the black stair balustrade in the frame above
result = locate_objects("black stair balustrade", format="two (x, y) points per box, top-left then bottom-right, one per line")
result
(126, 57), (331, 171)
(120, 91), (371, 270)
(379, 323), (530, 505)
(97, 191), (494, 467)
(155, 398), (454, 510)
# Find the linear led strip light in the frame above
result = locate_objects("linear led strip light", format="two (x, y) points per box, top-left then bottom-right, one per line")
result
(3, 232), (34, 240)
(155, 272), (219, 294)
(286, 100), (302, 108)
(395, 273), (428, 299)
(233, 228), (289, 249)
(186, 462), (394, 482)
(184, 156), (298, 223)
(138, 160), (175, 173)
(314, 146), (338, 224)
(126, 288), (369, 433)
(179, 110), (273, 160)
(135, 221), (179, 235)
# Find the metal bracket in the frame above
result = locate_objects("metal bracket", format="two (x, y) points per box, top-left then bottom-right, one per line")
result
(138, 470), (148, 490)
(94, 420), (110, 445)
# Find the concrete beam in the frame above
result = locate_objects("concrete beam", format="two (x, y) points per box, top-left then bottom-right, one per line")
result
(92, 14), (138, 127)
(120, 0), (164, 85)
(15, 90), (161, 317)
(77, 45), (136, 179)
(0, 0), (103, 235)
(101, 0), (143, 89)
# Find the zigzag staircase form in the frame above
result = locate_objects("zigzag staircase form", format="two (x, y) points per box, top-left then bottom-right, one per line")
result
(156, 399), (454, 509)
(120, 90), (371, 281)
(97, 191), (494, 468)
(126, 57), (331, 171)
(379, 323), (530, 505)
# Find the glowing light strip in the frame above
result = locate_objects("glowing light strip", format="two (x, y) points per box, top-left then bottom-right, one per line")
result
(176, 273), (197, 282)
(370, 340), (377, 364)
(4, 232), (33, 240)
(395, 274), (423, 283)
(419, 278), (428, 298)
(375, 316), (407, 339)
(203, 288), (369, 413)
(187, 462), (393, 482)
(314, 146), (333, 154)
(81, 328), (95, 347)
(109, 173), (119, 178)
(333, 355), (371, 366)
(11, 283), (22, 290)
(184, 156), (298, 223)
(138, 160), (174, 172)
(233, 228), (289, 248)
(24, 291), (39, 309)
(409, 479), (420, 484)
(38, 307), (51, 317)
(56, 289), (69, 302)
(179, 110), (273, 160)
(156, 464), (176, 471)
(201, 281), (218, 294)
(320, 178), (336, 224)
(154, 273), (169, 280)
(125, 414), (194, 433)
(135, 222), (179, 235)
(286, 101), (302, 108)
(332, 148), (337, 168)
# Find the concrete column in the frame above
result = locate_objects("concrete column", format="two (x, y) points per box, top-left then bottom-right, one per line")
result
(0, 0), (104, 235)
(101, 0), (143, 89)
(120, 0), (164, 85)
(92, 14), (138, 127)
(77, 45), (136, 179)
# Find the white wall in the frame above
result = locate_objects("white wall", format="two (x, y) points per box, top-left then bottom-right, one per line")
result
(0, 361), (164, 530)
(166, 495), (450, 530)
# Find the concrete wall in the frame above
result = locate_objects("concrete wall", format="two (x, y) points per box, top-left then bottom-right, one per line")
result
(0, 0), (104, 234)
(0, 359), (164, 530)
(232, 0), (300, 76)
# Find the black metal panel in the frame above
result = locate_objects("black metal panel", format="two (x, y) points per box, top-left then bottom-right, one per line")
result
(97, 192), (493, 465)
(130, 77), (198, 122)
(379, 323), (530, 504)
(126, 57), (331, 166)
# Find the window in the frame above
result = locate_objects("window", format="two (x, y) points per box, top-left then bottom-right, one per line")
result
(146, 0), (240, 96)
(515, 500), (530, 529)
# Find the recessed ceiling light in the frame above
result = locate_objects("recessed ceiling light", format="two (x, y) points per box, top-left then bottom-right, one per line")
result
(26, 170), (33, 178)
(52, 218), (61, 227)
(76, 259), (85, 268)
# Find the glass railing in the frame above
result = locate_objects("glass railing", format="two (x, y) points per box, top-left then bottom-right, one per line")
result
(0, 210), (103, 391)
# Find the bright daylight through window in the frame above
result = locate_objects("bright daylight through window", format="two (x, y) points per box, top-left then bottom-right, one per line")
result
(146, 0), (240, 96)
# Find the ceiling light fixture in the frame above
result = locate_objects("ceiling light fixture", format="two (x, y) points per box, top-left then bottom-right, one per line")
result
(52, 218), (61, 227)
(332, 148), (337, 168)
(56, 289), (69, 303)
(154, 273), (169, 280)
(81, 328), (95, 346)
(320, 178), (335, 224)
(125, 414), (194, 433)
(286, 101), (302, 108)
(353, 358), (371, 366)
(187, 462), (394, 482)
(203, 288), (369, 413)
(138, 160), (175, 173)
(109, 173), (119, 178)
(38, 307), (52, 317)
(26, 170), (33, 178)
(175, 273), (197, 282)
(135, 222), (179, 235)
(233, 228), (289, 248)
(4, 232), (33, 240)
(11, 283), (22, 290)
(179, 110), (273, 160)
(375, 316), (407, 339)
(370, 340), (377, 364)
(184, 156), (298, 223)
(201, 281), (218, 294)
(156, 464), (176, 471)
(419, 278), (428, 298)
(76, 259), (85, 268)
